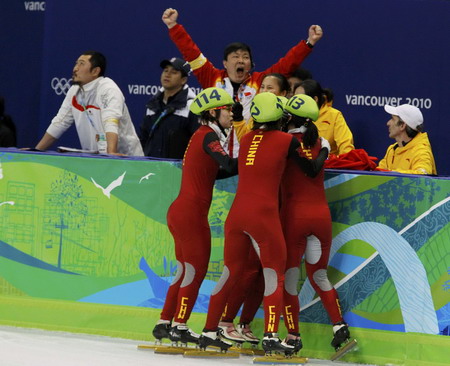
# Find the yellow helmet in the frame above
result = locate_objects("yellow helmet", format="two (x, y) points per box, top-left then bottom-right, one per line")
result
(285, 94), (319, 121)
(250, 92), (284, 123)
(190, 87), (233, 115)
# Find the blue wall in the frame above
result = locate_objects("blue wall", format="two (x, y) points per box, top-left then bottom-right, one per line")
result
(1, 0), (449, 174)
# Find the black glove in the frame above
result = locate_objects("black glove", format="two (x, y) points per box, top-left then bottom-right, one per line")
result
(231, 102), (244, 122)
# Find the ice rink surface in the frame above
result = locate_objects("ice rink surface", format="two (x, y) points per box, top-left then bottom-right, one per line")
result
(0, 326), (375, 366)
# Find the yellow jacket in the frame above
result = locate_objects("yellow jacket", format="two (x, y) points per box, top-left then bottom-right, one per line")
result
(315, 102), (354, 156)
(233, 118), (253, 141)
(378, 132), (437, 175)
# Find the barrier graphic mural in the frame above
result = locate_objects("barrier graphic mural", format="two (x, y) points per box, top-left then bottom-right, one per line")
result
(0, 150), (449, 365)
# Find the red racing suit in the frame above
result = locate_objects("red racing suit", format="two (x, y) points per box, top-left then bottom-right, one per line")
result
(160, 124), (237, 324)
(204, 128), (326, 333)
(281, 132), (343, 334)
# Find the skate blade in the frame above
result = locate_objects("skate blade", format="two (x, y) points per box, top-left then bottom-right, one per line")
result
(154, 346), (192, 354)
(230, 346), (265, 356)
(184, 350), (239, 358)
(137, 344), (158, 350)
(253, 355), (308, 365)
(137, 343), (171, 350)
(330, 339), (358, 361)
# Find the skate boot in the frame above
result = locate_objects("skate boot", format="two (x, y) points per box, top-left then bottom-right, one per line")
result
(198, 329), (233, 352)
(237, 322), (260, 346)
(169, 324), (200, 345)
(152, 322), (171, 344)
(331, 322), (350, 350)
(262, 332), (295, 356)
(218, 321), (245, 343)
(330, 322), (358, 361)
(284, 333), (302, 354)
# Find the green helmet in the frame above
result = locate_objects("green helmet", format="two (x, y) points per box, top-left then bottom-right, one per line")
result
(278, 96), (288, 107)
(285, 94), (319, 121)
(250, 92), (284, 123)
(190, 87), (233, 115)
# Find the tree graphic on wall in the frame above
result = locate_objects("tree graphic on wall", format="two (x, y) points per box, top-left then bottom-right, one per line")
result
(47, 170), (91, 268)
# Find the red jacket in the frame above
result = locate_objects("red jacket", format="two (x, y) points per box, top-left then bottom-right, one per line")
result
(168, 24), (313, 119)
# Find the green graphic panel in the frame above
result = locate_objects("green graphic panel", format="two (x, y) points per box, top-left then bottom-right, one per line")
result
(1, 151), (449, 366)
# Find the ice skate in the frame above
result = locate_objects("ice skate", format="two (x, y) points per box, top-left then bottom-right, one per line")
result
(261, 332), (295, 356)
(283, 333), (302, 354)
(168, 324), (200, 346)
(152, 322), (171, 344)
(237, 322), (260, 346)
(137, 322), (172, 350)
(330, 322), (357, 361)
(218, 321), (246, 344)
(198, 329), (233, 351)
(184, 329), (236, 358)
(253, 333), (307, 364)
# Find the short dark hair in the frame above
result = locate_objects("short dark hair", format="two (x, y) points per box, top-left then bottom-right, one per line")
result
(298, 79), (334, 108)
(223, 42), (253, 66)
(291, 67), (313, 82)
(82, 51), (107, 76)
(200, 109), (221, 125)
(252, 120), (280, 131)
(397, 119), (420, 139)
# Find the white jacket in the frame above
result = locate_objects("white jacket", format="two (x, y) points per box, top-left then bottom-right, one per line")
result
(47, 77), (144, 156)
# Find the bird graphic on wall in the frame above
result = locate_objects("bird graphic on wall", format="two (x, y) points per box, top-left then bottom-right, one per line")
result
(0, 201), (15, 207)
(139, 172), (155, 184)
(91, 171), (126, 198)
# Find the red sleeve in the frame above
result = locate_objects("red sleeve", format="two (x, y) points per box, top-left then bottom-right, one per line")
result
(169, 24), (224, 88)
(253, 40), (313, 85)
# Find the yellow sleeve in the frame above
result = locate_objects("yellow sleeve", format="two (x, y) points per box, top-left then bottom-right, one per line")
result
(333, 110), (355, 155)
(233, 118), (253, 141)
(377, 144), (394, 171)
(378, 156), (389, 170)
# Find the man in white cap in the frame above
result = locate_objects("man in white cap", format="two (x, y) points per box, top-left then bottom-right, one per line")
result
(378, 104), (437, 175)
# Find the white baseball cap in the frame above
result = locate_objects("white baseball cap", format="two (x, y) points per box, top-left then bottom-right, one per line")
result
(384, 104), (423, 131)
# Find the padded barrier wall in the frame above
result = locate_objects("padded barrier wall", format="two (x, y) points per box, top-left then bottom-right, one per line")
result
(0, 149), (449, 365)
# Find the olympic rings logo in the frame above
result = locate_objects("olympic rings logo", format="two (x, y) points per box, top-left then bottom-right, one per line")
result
(51, 77), (72, 95)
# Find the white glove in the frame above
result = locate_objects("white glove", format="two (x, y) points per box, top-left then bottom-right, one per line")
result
(320, 137), (330, 154)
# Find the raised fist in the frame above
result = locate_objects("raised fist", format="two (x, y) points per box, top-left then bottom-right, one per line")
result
(162, 8), (178, 29)
(307, 25), (323, 46)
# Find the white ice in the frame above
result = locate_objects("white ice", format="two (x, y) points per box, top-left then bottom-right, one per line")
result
(0, 326), (374, 366)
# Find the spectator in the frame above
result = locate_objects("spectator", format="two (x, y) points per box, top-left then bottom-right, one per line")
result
(287, 67), (313, 98)
(295, 79), (354, 156)
(0, 96), (17, 147)
(233, 73), (290, 140)
(162, 8), (323, 120)
(378, 104), (437, 175)
(140, 57), (199, 158)
(35, 51), (143, 156)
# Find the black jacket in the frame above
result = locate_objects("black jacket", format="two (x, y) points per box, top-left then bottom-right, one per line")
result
(140, 85), (199, 159)
(0, 115), (17, 147)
